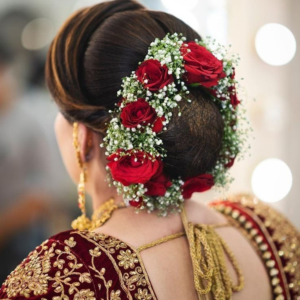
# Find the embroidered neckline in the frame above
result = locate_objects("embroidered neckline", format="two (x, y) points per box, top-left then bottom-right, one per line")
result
(210, 194), (300, 300)
(72, 229), (159, 300)
(78, 219), (235, 300)
(1, 215), (240, 300)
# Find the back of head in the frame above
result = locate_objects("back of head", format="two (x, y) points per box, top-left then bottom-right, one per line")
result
(45, 0), (224, 181)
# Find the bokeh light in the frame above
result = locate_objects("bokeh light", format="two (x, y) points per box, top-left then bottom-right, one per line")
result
(206, 10), (228, 45)
(261, 95), (288, 133)
(167, 9), (199, 32)
(21, 18), (54, 50)
(251, 158), (293, 203)
(255, 23), (296, 66)
(162, 0), (198, 11)
(73, 0), (104, 11)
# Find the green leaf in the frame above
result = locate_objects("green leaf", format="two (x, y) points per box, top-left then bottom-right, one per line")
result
(189, 83), (200, 87)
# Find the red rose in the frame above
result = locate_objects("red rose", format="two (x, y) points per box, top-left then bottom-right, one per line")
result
(107, 150), (160, 186)
(180, 42), (226, 87)
(224, 157), (235, 168)
(228, 85), (240, 108)
(120, 98), (165, 133)
(136, 59), (174, 92)
(152, 116), (165, 133)
(145, 162), (172, 196)
(181, 174), (214, 199)
(228, 67), (240, 108)
(129, 197), (143, 208)
(117, 98), (125, 107)
(208, 86), (240, 109)
(230, 67), (236, 80)
(208, 89), (225, 100)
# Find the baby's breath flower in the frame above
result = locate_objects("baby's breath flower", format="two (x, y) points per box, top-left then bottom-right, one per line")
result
(103, 33), (250, 215)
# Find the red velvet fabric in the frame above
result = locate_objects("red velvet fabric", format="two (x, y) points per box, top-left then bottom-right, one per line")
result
(0, 229), (157, 300)
(209, 198), (300, 300)
(1, 197), (298, 300)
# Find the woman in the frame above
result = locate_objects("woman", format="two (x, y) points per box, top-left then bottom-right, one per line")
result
(0, 1), (299, 299)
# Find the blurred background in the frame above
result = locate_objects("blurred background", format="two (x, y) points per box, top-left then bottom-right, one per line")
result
(0, 0), (299, 281)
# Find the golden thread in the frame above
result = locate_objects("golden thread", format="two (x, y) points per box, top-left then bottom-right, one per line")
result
(71, 122), (126, 231)
(181, 205), (244, 299)
(89, 198), (126, 231)
(136, 232), (186, 253)
(71, 120), (244, 297)
(72, 122), (83, 168)
(71, 122), (92, 230)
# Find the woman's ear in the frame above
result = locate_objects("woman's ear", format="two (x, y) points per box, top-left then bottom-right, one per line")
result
(77, 123), (93, 163)
(77, 123), (104, 163)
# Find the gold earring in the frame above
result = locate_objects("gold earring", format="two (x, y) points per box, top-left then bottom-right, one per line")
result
(71, 122), (92, 231)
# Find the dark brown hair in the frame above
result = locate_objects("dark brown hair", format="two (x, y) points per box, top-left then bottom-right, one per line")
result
(45, 0), (224, 180)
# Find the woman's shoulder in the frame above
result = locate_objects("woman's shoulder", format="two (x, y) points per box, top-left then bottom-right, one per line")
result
(185, 198), (228, 225)
(0, 229), (154, 300)
(209, 193), (300, 300)
(0, 229), (97, 300)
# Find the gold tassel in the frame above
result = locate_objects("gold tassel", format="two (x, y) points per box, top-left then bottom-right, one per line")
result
(71, 122), (92, 231)
(181, 206), (244, 300)
(71, 167), (93, 231)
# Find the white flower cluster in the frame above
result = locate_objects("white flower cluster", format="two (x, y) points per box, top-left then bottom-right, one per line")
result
(145, 179), (185, 216)
(103, 116), (165, 158)
(101, 33), (249, 215)
(196, 37), (250, 187)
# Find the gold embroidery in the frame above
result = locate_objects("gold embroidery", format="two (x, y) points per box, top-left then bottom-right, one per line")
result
(1, 230), (158, 300)
(74, 230), (158, 300)
(89, 247), (102, 257)
(72, 231), (134, 300)
(79, 273), (92, 283)
(123, 266), (147, 291)
(88, 253), (115, 298)
(110, 289), (121, 300)
(181, 206), (244, 300)
(90, 198), (127, 231)
(3, 241), (54, 298)
(64, 236), (76, 248)
(117, 250), (139, 270)
(2, 238), (94, 300)
(212, 193), (300, 300)
(134, 288), (153, 300)
(73, 289), (96, 300)
(136, 232), (185, 253)
(84, 231), (128, 254)
(50, 242), (87, 299)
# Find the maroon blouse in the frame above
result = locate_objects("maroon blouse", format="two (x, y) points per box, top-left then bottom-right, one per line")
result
(0, 194), (299, 300)
(0, 229), (158, 300)
(209, 194), (300, 300)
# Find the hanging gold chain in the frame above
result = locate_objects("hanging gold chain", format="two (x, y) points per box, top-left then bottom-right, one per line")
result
(181, 206), (244, 300)
(89, 198), (126, 231)
(71, 122), (127, 231)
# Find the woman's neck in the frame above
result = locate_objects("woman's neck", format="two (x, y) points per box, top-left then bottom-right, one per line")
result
(91, 189), (124, 212)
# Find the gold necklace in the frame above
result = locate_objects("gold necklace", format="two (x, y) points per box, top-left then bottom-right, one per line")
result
(89, 198), (126, 231)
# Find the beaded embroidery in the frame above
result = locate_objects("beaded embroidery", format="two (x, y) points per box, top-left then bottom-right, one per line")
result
(210, 193), (300, 300)
(0, 232), (153, 300)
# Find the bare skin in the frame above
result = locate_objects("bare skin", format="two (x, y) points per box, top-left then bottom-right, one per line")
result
(54, 113), (272, 300)
(93, 201), (272, 300)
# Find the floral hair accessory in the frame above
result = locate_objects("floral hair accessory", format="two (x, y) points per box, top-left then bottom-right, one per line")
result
(101, 33), (249, 216)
